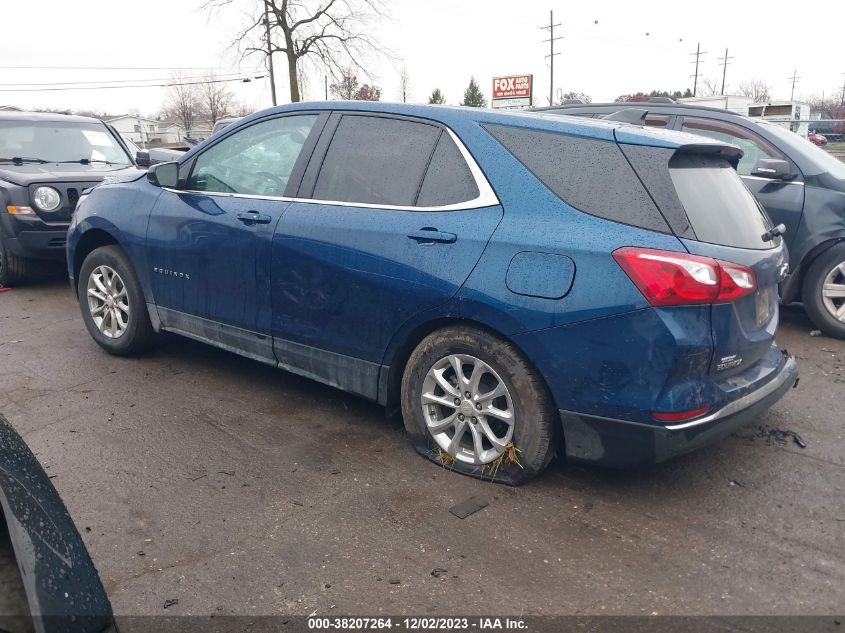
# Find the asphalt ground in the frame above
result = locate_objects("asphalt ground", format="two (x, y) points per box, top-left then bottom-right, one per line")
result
(0, 277), (843, 618)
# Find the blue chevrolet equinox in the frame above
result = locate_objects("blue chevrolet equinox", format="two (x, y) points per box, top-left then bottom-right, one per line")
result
(67, 102), (799, 484)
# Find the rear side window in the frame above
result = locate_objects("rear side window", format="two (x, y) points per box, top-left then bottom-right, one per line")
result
(680, 117), (784, 176)
(669, 154), (775, 249)
(417, 133), (479, 207)
(483, 123), (670, 233)
(314, 115), (440, 206)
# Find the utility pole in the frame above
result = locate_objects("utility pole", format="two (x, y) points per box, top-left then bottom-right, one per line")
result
(540, 10), (562, 106)
(788, 70), (800, 102)
(325, 76), (328, 100)
(264, 1), (277, 106)
(690, 43), (707, 97)
(840, 73), (845, 107)
(718, 48), (733, 95)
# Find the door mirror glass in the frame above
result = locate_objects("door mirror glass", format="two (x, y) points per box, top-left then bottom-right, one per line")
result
(147, 161), (179, 188)
(135, 150), (151, 168)
(751, 158), (792, 180)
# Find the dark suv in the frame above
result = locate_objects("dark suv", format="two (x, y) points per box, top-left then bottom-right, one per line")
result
(0, 112), (139, 286)
(536, 102), (845, 339)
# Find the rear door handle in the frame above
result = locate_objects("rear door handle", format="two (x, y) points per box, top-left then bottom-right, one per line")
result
(237, 211), (273, 225)
(407, 228), (457, 244)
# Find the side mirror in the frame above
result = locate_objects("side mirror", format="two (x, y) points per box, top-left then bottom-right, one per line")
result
(751, 158), (792, 180)
(135, 150), (151, 168)
(147, 162), (179, 188)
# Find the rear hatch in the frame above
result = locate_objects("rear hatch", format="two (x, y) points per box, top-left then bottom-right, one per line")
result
(619, 136), (787, 378)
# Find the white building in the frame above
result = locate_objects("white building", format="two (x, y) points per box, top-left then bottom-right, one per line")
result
(106, 115), (186, 146)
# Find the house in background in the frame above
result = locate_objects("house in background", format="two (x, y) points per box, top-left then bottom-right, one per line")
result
(106, 115), (187, 147)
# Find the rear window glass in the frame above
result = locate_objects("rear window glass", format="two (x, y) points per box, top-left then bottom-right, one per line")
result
(417, 132), (479, 207)
(483, 123), (670, 233)
(669, 154), (775, 250)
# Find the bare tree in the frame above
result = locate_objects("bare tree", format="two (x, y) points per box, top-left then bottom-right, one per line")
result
(698, 78), (720, 97)
(205, 0), (391, 103)
(355, 83), (381, 101)
(738, 79), (772, 103)
(200, 72), (235, 123)
(329, 68), (359, 99)
(164, 70), (203, 133)
(398, 65), (410, 103)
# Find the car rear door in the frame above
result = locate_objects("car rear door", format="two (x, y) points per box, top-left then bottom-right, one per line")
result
(270, 113), (502, 398)
(679, 116), (805, 252)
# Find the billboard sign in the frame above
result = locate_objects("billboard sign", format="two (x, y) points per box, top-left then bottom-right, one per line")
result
(492, 75), (533, 109)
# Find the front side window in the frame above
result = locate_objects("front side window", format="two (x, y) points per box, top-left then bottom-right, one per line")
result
(680, 117), (784, 176)
(313, 115), (441, 206)
(188, 115), (317, 197)
(0, 121), (132, 164)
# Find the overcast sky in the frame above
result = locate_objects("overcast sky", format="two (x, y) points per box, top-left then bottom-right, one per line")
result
(1, 0), (842, 116)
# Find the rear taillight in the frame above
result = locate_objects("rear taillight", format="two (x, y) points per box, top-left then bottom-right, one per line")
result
(613, 247), (756, 307)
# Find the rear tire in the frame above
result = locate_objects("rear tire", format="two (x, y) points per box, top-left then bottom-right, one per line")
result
(802, 243), (845, 340)
(401, 325), (557, 485)
(0, 235), (33, 287)
(78, 245), (155, 355)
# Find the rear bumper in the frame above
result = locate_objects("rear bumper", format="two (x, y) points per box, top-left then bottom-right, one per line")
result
(559, 353), (799, 467)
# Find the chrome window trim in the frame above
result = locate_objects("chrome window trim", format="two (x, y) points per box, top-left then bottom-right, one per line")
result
(164, 126), (500, 212)
(741, 175), (804, 185)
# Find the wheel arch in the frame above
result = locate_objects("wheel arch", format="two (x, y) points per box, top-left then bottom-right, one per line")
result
(783, 237), (845, 304)
(72, 229), (121, 288)
(381, 316), (562, 446)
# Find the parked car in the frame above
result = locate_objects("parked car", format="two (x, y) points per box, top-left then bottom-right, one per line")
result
(211, 116), (241, 136)
(534, 102), (845, 338)
(115, 133), (186, 166)
(67, 103), (798, 483)
(0, 413), (115, 632)
(0, 112), (140, 286)
(808, 132), (828, 146)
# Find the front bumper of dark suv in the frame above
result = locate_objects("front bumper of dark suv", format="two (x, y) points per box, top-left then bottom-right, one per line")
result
(0, 213), (69, 261)
(559, 353), (799, 467)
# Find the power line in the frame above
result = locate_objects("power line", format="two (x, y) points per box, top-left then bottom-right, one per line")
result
(0, 76), (267, 93)
(0, 65), (259, 71)
(0, 72), (247, 88)
(540, 10), (562, 106)
(690, 43), (707, 97)
(718, 48), (733, 96)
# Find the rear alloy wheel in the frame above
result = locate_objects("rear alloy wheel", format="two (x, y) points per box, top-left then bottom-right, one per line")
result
(401, 326), (557, 485)
(78, 245), (155, 355)
(803, 243), (845, 339)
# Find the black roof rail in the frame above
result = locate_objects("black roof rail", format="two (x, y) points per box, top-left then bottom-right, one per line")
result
(601, 108), (648, 125)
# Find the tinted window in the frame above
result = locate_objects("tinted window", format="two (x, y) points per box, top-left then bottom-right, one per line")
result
(417, 133), (479, 207)
(484, 123), (670, 233)
(188, 115), (316, 196)
(670, 154), (775, 249)
(680, 117), (784, 176)
(314, 115), (440, 206)
(645, 114), (670, 127)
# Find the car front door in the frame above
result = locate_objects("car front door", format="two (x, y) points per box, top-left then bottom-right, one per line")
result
(145, 113), (324, 362)
(270, 113), (503, 399)
(679, 116), (805, 250)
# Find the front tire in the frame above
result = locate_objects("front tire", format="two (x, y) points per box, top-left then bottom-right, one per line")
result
(802, 243), (845, 339)
(78, 245), (155, 355)
(0, 235), (33, 287)
(401, 325), (557, 485)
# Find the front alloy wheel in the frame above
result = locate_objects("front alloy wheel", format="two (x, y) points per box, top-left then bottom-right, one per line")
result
(821, 261), (845, 323)
(87, 265), (130, 339)
(421, 354), (515, 465)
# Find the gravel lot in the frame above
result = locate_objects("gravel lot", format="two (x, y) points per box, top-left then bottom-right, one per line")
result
(1, 277), (843, 617)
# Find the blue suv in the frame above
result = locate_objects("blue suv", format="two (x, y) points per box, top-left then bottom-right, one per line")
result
(67, 103), (798, 483)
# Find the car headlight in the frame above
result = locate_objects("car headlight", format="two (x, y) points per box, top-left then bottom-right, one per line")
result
(32, 186), (62, 212)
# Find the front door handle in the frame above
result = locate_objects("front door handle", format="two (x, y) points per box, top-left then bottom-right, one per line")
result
(237, 211), (273, 225)
(407, 228), (457, 244)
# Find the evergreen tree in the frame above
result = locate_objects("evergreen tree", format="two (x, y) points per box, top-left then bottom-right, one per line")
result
(461, 77), (487, 107)
(428, 88), (446, 104)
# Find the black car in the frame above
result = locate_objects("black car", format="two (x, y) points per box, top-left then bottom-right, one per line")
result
(535, 102), (845, 339)
(0, 112), (140, 287)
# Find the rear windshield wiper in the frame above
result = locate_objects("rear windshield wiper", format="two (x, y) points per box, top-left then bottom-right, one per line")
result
(0, 157), (49, 164)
